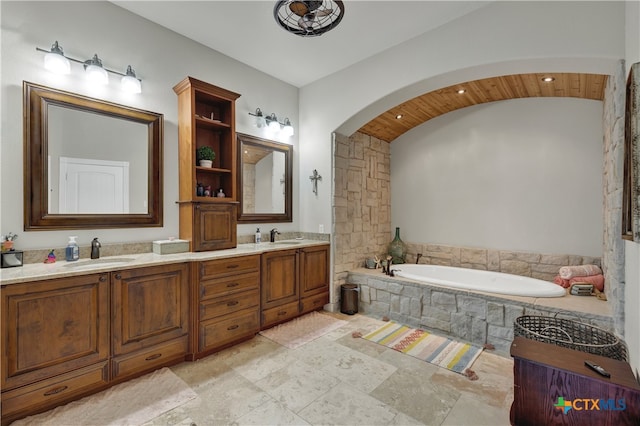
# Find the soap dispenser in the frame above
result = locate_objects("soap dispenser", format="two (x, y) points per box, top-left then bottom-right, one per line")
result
(255, 228), (261, 244)
(65, 236), (79, 261)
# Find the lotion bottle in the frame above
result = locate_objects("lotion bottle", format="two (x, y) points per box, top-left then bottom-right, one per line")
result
(65, 236), (79, 261)
(255, 228), (261, 244)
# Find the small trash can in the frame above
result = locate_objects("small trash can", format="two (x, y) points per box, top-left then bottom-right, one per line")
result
(340, 284), (359, 315)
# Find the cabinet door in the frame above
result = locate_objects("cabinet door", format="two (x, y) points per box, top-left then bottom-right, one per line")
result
(1, 274), (110, 391)
(112, 263), (189, 356)
(300, 245), (330, 298)
(193, 203), (237, 251)
(261, 249), (299, 310)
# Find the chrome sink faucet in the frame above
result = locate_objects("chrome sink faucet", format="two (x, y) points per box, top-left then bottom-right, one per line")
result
(270, 228), (280, 243)
(91, 237), (101, 259)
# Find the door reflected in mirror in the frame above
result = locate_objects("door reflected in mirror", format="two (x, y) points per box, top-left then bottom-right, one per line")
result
(48, 105), (149, 214)
(237, 133), (292, 223)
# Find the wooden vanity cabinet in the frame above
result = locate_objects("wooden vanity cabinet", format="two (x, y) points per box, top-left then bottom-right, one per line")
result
(261, 244), (330, 328)
(195, 255), (261, 358)
(174, 76), (241, 252)
(299, 244), (331, 314)
(111, 263), (190, 380)
(1, 263), (190, 425)
(1, 274), (111, 424)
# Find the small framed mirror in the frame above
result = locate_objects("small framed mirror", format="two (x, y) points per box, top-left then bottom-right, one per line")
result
(24, 82), (163, 230)
(237, 133), (292, 223)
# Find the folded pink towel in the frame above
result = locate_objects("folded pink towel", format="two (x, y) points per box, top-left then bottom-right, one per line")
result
(553, 275), (571, 288)
(559, 264), (602, 280)
(569, 274), (605, 292)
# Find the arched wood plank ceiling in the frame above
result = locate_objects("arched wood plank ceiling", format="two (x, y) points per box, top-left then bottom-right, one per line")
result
(357, 73), (608, 143)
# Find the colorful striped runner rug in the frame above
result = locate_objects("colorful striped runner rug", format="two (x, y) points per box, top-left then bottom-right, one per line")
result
(362, 322), (483, 374)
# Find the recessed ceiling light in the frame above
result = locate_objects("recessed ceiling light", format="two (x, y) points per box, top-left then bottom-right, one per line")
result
(457, 89), (466, 94)
(396, 114), (403, 119)
(542, 76), (555, 82)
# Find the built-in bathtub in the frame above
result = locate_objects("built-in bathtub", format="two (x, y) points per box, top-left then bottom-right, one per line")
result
(347, 267), (614, 354)
(390, 264), (566, 298)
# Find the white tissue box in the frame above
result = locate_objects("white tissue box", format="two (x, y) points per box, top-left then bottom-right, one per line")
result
(152, 239), (190, 255)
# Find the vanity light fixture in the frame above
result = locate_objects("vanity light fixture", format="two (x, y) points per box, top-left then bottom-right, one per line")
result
(36, 41), (143, 93)
(249, 108), (294, 137)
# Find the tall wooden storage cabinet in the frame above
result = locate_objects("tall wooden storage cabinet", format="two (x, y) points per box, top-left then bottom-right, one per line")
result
(173, 77), (241, 251)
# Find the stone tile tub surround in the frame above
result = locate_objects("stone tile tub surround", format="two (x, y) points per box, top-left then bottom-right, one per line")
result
(349, 268), (614, 355)
(403, 242), (601, 282)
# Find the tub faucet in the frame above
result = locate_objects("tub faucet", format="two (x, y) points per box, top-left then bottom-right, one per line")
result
(416, 253), (423, 264)
(385, 255), (393, 276)
(91, 237), (101, 259)
(270, 228), (280, 243)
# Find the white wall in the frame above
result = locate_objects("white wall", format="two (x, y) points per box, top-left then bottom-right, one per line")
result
(0, 1), (299, 249)
(391, 97), (603, 256)
(624, 0), (640, 379)
(301, 1), (624, 234)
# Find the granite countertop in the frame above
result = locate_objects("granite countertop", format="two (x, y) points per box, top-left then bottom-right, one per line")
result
(0, 239), (329, 285)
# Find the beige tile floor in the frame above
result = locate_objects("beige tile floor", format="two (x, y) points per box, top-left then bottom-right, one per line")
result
(146, 313), (514, 426)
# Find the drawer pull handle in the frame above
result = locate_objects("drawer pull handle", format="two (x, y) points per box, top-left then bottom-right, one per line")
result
(114, 273), (122, 280)
(226, 282), (239, 288)
(99, 275), (107, 282)
(227, 324), (239, 330)
(227, 300), (239, 306)
(277, 310), (287, 316)
(44, 385), (68, 396)
(145, 353), (162, 361)
(226, 264), (239, 269)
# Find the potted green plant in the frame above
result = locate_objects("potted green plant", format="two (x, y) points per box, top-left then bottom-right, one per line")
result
(196, 146), (215, 168)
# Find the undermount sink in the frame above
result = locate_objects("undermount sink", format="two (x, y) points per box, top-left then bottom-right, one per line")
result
(273, 241), (302, 245)
(63, 257), (135, 270)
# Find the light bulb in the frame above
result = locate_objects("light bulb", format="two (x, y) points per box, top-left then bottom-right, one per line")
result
(253, 108), (266, 128)
(84, 54), (108, 85)
(121, 65), (141, 94)
(43, 41), (70, 75)
(282, 118), (294, 137)
(267, 113), (280, 132)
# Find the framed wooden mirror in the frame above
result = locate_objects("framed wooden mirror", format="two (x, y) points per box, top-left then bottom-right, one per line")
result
(237, 133), (292, 223)
(24, 81), (163, 230)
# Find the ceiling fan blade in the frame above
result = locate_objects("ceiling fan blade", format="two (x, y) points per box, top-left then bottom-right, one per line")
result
(298, 15), (315, 30)
(289, 1), (309, 16)
(315, 8), (333, 17)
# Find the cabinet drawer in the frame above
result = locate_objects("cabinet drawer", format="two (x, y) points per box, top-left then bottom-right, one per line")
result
(200, 290), (260, 321)
(1, 362), (109, 420)
(201, 272), (259, 300)
(111, 336), (187, 380)
(200, 255), (260, 280)
(261, 301), (300, 328)
(300, 292), (329, 315)
(199, 310), (259, 351)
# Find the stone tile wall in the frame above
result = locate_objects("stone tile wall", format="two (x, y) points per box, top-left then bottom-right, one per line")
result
(403, 243), (601, 282)
(332, 132), (391, 302)
(602, 60), (626, 336)
(243, 164), (256, 213)
(349, 270), (615, 354)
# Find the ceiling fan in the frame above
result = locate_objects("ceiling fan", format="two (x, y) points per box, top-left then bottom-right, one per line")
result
(274, 1), (345, 37)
